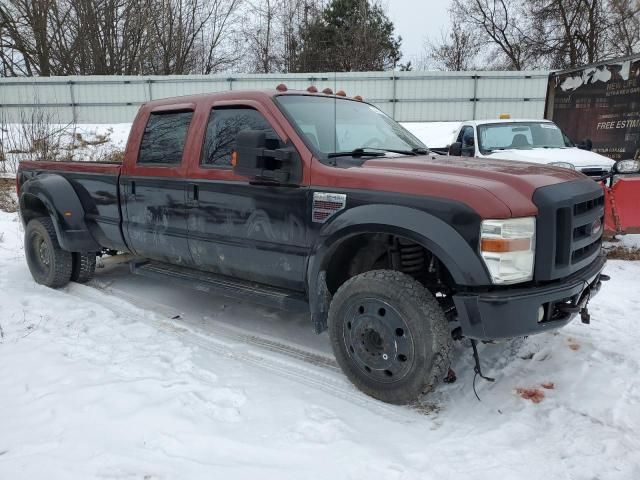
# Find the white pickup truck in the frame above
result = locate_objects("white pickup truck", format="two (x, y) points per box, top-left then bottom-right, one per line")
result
(447, 118), (616, 179)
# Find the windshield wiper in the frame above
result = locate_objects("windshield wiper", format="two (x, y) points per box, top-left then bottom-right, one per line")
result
(363, 146), (429, 156)
(327, 148), (387, 158)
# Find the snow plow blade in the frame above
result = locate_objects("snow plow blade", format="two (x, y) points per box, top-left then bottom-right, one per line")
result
(604, 177), (640, 236)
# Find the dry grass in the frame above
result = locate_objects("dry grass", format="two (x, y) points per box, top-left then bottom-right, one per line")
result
(606, 246), (640, 260)
(0, 177), (18, 213)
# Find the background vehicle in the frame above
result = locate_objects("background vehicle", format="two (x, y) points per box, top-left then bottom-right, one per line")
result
(447, 118), (616, 179)
(17, 87), (607, 404)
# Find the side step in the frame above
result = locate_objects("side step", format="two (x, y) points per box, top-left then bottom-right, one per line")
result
(130, 261), (309, 313)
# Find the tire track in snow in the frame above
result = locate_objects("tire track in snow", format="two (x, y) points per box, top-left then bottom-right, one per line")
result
(89, 279), (341, 372)
(65, 282), (419, 423)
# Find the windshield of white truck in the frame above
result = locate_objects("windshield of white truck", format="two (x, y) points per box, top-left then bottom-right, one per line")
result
(276, 95), (427, 159)
(477, 122), (574, 154)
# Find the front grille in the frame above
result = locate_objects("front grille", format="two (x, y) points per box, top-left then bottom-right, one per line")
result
(580, 167), (608, 179)
(574, 195), (604, 215)
(533, 180), (605, 281)
(555, 193), (604, 267)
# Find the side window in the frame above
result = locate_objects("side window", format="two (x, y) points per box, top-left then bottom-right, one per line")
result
(138, 111), (193, 165)
(201, 107), (276, 167)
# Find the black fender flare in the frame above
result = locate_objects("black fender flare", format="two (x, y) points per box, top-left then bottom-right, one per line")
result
(19, 174), (101, 252)
(306, 204), (491, 331)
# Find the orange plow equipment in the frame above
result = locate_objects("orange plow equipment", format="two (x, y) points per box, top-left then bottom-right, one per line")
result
(603, 176), (640, 236)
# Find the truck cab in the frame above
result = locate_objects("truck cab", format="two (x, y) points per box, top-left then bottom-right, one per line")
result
(448, 118), (616, 179)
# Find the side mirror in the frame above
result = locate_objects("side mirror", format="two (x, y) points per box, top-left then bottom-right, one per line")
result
(577, 138), (593, 151)
(448, 142), (462, 156)
(234, 129), (300, 183)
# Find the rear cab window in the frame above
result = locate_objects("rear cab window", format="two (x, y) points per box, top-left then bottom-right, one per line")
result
(138, 111), (193, 165)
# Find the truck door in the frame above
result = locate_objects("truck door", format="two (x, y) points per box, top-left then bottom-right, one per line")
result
(185, 104), (308, 292)
(121, 107), (195, 265)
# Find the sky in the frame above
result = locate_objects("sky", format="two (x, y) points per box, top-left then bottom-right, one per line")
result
(385, 0), (452, 66)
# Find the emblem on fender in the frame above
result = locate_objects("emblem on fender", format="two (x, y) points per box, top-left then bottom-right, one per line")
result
(312, 192), (347, 223)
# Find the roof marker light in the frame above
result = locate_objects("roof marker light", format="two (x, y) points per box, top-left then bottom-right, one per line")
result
(336, 90), (346, 97)
(353, 95), (363, 102)
(276, 83), (288, 92)
(307, 85), (318, 93)
(499, 113), (511, 119)
(322, 88), (333, 95)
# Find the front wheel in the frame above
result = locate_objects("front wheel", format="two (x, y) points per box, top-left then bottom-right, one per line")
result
(25, 217), (73, 288)
(328, 270), (452, 404)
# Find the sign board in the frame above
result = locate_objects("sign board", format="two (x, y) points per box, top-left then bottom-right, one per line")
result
(546, 55), (640, 161)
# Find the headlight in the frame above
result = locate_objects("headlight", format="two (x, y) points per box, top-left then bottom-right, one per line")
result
(615, 160), (640, 173)
(480, 217), (536, 284)
(548, 161), (575, 169)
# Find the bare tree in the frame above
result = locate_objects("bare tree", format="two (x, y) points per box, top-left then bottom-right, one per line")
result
(426, 21), (481, 70)
(452, 0), (529, 70)
(608, 0), (640, 56)
(244, 0), (281, 73)
(241, 0), (323, 73)
(450, 0), (639, 70)
(0, 0), (243, 76)
(0, 0), (56, 75)
(199, 0), (243, 73)
(526, 0), (608, 68)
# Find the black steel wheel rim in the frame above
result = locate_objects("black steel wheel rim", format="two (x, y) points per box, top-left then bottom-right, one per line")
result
(28, 231), (50, 277)
(342, 297), (415, 384)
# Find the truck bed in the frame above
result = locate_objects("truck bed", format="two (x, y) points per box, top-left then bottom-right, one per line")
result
(18, 160), (126, 252)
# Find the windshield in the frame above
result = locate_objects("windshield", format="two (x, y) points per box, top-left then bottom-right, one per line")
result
(477, 122), (574, 154)
(276, 95), (426, 157)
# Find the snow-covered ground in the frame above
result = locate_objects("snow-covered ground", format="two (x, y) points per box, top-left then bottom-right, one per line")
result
(402, 122), (460, 149)
(0, 124), (131, 176)
(1, 208), (640, 479)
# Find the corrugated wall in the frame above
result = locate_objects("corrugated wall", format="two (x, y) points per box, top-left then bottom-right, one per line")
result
(0, 71), (549, 124)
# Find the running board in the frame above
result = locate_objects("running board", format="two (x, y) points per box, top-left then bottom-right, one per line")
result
(130, 261), (309, 312)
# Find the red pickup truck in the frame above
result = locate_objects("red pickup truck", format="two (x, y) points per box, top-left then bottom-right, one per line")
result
(17, 87), (607, 404)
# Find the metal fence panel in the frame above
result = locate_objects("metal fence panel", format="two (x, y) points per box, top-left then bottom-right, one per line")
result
(0, 71), (550, 124)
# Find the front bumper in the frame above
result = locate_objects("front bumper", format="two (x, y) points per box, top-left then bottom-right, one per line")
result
(453, 253), (607, 340)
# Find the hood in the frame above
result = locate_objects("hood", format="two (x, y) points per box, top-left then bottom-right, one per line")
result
(484, 147), (616, 169)
(353, 154), (588, 218)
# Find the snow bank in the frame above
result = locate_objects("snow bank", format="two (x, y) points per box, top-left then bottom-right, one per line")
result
(1, 210), (639, 479)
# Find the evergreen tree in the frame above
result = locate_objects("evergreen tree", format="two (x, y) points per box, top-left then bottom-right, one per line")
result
(294, 0), (401, 72)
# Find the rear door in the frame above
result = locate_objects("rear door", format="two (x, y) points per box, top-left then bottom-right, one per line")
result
(122, 107), (195, 265)
(185, 103), (308, 291)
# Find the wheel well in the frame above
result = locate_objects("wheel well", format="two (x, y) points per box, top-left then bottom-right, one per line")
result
(324, 233), (456, 296)
(20, 194), (49, 224)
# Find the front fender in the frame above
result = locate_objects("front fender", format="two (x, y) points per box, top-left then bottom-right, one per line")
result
(306, 204), (491, 331)
(20, 174), (100, 252)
